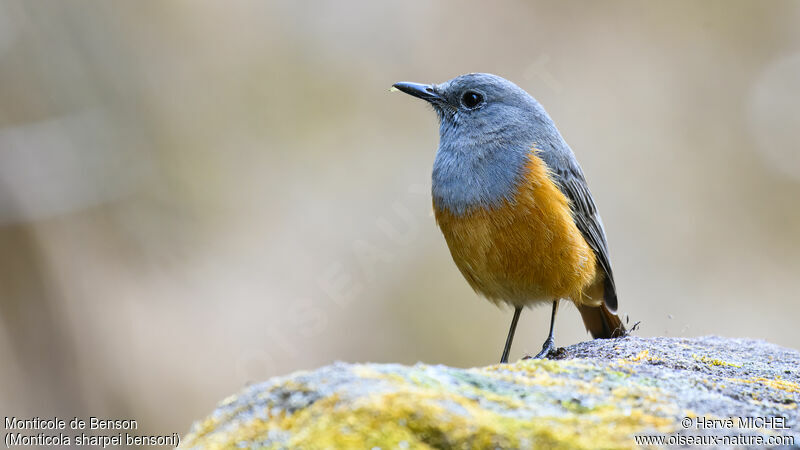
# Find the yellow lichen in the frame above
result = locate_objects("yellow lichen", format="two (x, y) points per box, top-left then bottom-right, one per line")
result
(692, 354), (742, 368)
(180, 360), (720, 449)
(183, 374), (676, 449)
(728, 376), (800, 394)
(617, 349), (663, 366)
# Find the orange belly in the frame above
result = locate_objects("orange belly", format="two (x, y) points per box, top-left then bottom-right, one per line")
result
(434, 151), (598, 307)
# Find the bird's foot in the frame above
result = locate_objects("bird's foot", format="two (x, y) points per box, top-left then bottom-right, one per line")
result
(522, 336), (557, 360)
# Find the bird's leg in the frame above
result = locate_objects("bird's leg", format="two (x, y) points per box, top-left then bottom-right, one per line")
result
(532, 299), (560, 359)
(500, 307), (522, 364)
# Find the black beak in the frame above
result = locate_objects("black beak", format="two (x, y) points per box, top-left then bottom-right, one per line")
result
(392, 82), (442, 103)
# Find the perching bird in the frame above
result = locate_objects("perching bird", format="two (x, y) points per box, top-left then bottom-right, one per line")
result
(393, 73), (625, 363)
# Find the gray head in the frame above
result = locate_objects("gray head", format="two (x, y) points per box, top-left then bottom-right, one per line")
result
(393, 73), (574, 215)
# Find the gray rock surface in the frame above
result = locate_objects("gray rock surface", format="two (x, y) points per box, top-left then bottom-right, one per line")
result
(181, 336), (800, 449)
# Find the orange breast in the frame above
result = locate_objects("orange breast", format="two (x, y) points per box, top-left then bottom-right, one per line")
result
(434, 151), (598, 307)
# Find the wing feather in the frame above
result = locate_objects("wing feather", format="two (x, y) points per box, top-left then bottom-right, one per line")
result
(551, 164), (618, 311)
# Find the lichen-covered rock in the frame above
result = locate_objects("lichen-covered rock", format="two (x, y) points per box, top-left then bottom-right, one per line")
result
(181, 336), (799, 449)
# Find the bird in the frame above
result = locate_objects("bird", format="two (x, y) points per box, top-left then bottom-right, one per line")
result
(392, 73), (625, 363)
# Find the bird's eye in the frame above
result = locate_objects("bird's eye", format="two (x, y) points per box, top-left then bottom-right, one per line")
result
(460, 91), (484, 109)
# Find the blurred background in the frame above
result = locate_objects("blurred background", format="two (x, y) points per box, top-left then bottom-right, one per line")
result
(1, 0), (799, 444)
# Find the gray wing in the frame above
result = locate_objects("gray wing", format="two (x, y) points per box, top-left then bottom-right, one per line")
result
(549, 160), (618, 311)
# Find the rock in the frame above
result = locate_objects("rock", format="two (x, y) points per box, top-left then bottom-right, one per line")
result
(180, 336), (799, 449)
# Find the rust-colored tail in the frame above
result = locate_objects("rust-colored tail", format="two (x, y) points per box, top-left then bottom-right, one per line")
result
(577, 303), (625, 338)
(577, 277), (625, 338)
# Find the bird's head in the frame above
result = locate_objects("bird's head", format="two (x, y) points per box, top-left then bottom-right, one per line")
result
(392, 73), (569, 215)
(392, 73), (549, 145)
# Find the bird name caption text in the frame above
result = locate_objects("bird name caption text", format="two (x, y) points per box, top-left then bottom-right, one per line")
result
(4, 416), (179, 448)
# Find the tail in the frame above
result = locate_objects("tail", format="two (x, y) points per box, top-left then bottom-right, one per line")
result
(577, 277), (625, 338)
(577, 303), (625, 338)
